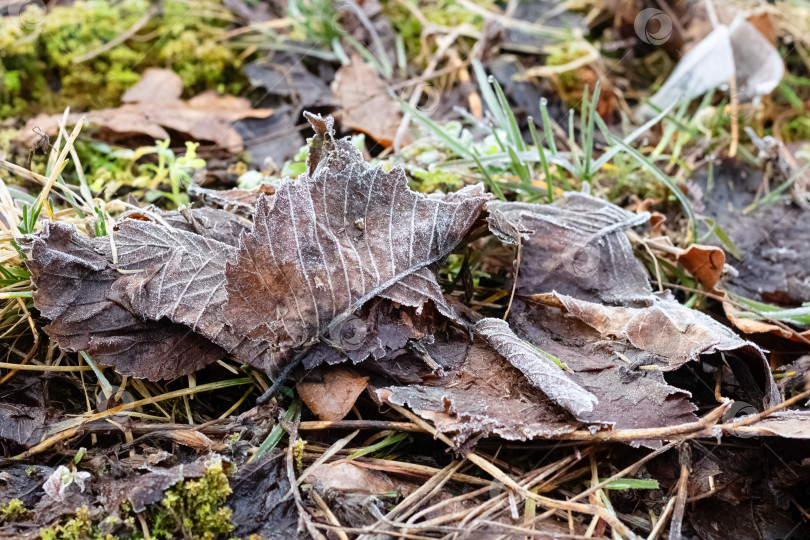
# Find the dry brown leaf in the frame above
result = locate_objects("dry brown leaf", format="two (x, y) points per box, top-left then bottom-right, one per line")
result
(0, 403), (62, 448)
(224, 114), (488, 375)
(229, 454), (298, 539)
(378, 333), (580, 448)
(331, 56), (410, 147)
(723, 299), (810, 342)
(297, 366), (369, 421)
(724, 411), (810, 438)
(108, 218), (275, 372)
(677, 243), (726, 290)
(509, 298), (698, 435)
(474, 317), (597, 416)
(488, 192), (653, 305)
(119, 206), (250, 246)
(159, 430), (216, 450)
(188, 183), (276, 217)
(526, 292), (780, 409)
(22, 68), (273, 153)
(310, 462), (397, 495)
(120, 67), (183, 105)
(26, 224), (224, 380)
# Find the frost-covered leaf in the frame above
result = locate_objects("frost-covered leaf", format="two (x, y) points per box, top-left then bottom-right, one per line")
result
(0, 403), (61, 448)
(188, 183), (276, 217)
(118, 207), (250, 246)
(473, 318), (597, 416)
(509, 298), (699, 435)
(550, 292), (773, 375)
(378, 336), (580, 449)
(488, 192), (652, 305)
(108, 219), (275, 372)
(224, 113), (489, 374)
(519, 293), (780, 410)
(27, 224), (223, 380)
(43, 466), (90, 503)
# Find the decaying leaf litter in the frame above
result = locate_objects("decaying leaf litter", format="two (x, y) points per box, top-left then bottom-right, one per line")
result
(1, 0), (810, 538)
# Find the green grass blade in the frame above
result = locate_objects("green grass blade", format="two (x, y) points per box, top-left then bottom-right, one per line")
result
(610, 137), (697, 242)
(471, 151), (506, 201)
(251, 396), (301, 462)
(528, 117), (553, 203)
(402, 103), (472, 159)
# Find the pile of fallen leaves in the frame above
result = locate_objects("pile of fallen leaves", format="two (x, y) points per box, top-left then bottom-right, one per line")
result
(1, 112), (807, 539)
(3, 0), (810, 539)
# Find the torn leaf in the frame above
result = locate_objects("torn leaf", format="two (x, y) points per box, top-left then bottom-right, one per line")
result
(224, 114), (488, 374)
(27, 224), (224, 380)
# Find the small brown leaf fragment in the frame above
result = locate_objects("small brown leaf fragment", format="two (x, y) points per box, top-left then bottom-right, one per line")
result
(310, 462), (396, 495)
(309, 462), (402, 528)
(158, 430), (215, 450)
(297, 366), (369, 421)
(224, 114), (488, 375)
(331, 56), (410, 147)
(120, 67), (183, 105)
(723, 299), (810, 342)
(677, 243), (725, 290)
(26, 224), (224, 380)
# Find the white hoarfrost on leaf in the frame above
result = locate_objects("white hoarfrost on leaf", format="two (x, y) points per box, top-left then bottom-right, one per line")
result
(474, 318), (598, 415)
